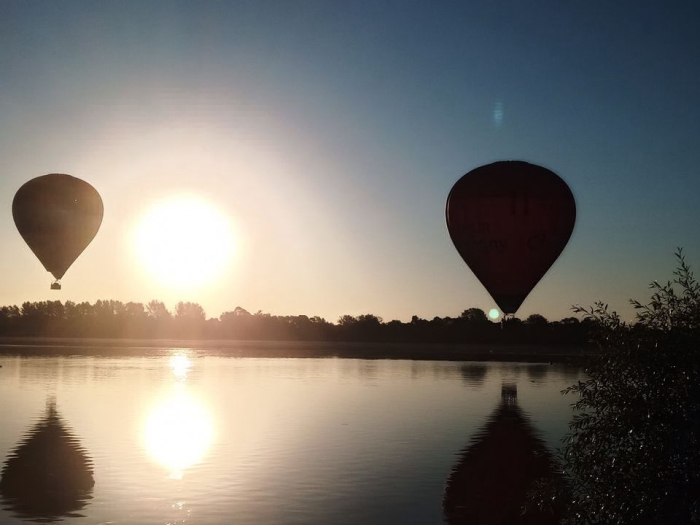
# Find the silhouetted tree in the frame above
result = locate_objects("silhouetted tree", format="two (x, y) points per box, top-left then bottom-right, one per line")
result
(220, 307), (253, 339)
(146, 300), (171, 337)
(354, 314), (383, 341)
(0, 299), (593, 345)
(174, 302), (206, 339)
(307, 316), (333, 340)
(146, 300), (171, 320)
(532, 250), (700, 524)
(0, 305), (20, 334)
(524, 314), (548, 326)
(460, 308), (489, 324)
(560, 317), (580, 325)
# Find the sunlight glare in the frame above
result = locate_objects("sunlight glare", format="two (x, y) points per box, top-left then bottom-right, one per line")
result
(170, 354), (192, 379)
(134, 196), (236, 289)
(144, 390), (214, 478)
(489, 308), (500, 320)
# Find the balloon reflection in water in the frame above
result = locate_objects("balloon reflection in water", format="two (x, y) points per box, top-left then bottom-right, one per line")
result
(443, 384), (563, 524)
(0, 397), (94, 521)
(144, 355), (214, 478)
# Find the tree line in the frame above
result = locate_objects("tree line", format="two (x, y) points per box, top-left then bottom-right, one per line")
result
(0, 300), (593, 344)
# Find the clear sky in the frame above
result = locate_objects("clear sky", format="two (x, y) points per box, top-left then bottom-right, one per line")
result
(1, 1), (698, 322)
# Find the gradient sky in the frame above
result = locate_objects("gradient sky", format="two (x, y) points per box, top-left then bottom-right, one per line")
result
(1, 1), (698, 322)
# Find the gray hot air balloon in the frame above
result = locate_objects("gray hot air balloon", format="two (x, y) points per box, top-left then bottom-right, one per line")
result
(13, 174), (103, 289)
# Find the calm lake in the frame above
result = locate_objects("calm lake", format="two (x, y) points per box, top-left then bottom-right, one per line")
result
(0, 346), (583, 524)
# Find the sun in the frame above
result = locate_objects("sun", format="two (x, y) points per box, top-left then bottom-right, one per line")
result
(134, 195), (236, 289)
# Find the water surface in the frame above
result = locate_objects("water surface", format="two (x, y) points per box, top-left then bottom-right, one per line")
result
(0, 348), (583, 524)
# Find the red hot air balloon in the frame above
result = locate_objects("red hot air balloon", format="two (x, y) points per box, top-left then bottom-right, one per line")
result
(446, 161), (576, 315)
(13, 174), (103, 290)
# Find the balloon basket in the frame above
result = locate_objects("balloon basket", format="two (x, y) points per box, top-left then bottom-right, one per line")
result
(50, 281), (61, 291)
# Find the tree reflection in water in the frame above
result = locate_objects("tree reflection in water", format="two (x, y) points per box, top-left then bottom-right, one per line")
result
(443, 384), (562, 525)
(0, 397), (94, 521)
(526, 364), (549, 384)
(459, 364), (488, 387)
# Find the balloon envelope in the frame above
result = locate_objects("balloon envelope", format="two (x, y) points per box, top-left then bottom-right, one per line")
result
(446, 161), (576, 314)
(13, 174), (103, 282)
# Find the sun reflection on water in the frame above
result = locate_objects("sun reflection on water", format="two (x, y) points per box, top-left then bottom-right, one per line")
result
(169, 354), (192, 379)
(143, 354), (214, 478)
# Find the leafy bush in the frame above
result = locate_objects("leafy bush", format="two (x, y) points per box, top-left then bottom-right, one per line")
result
(535, 250), (700, 524)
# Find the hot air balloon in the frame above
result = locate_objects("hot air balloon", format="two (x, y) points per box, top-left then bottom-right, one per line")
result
(13, 174), (103, 290)
(446, 161), (576, 315)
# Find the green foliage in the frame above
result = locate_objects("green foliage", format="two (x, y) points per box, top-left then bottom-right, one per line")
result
(551, 250), (700, 524)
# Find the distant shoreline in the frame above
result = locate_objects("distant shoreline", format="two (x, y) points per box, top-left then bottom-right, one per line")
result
(0, 337), (591, 363)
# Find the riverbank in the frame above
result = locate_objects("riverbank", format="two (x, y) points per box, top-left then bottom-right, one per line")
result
(0, 337), (591, 362)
